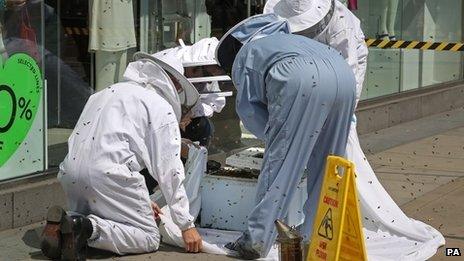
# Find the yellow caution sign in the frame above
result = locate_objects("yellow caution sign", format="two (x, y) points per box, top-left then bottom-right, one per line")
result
(307, 156), (367, 261)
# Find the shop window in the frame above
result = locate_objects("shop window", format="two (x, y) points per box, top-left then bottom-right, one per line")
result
(1, 0), (463, 181)
(1, 0), (46, 180)
(352, 0), (464, 100)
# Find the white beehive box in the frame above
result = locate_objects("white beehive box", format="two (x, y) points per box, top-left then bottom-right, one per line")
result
(200, 148), (307, 231)
(201, 173), (258, 231)
(225, 147), (264, 169)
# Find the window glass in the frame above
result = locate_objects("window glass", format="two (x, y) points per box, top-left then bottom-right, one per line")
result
(0, 0), (46, 180)
(353, 0), (464, 99)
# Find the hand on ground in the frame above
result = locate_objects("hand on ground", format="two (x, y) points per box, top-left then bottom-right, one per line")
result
(182, 227), (203, 253)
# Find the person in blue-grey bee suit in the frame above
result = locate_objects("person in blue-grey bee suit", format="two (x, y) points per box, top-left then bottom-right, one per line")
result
(216, 14), (356, 259)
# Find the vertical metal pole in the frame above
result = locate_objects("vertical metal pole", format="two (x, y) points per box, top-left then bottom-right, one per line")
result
(148, 1), (156, 53)
(44, 79), (48, 170)
(140, 0), (149, 52)
(157, 0), (164, 50)
(461, 0), (464, 79)
(247, 0), (251, 17)
(398, 0), (403, 93)
(418, 1), (424, 89)
(89, 1), (95, 90)
(193, 0), (197, 42)
(41, 1), (48, 170)
(56, 0), (62, 125)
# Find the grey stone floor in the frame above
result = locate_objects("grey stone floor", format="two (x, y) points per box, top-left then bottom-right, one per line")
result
(1, 108), (464, 260)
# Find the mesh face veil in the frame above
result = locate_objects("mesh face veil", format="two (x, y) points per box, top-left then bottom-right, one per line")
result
(132, 52), (200, 121)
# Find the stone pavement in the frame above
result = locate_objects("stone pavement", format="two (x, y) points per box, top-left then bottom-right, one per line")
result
(1, 108), (464, 260)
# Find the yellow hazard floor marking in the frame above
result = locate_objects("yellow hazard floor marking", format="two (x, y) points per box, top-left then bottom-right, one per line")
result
(392, 41), (404, 48)
(420, 41), (433, 50)
(435, 42), (448, 51)
(365, 39), (464, 51)
(376, 39), (390, 48)
(451, 43), (464, 51)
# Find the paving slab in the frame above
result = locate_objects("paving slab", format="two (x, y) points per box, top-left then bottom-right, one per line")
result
(360, 107), (464, 154)
(375, 173), (455, 205)
(401, 178), (464, 261)
(363, 123), (464, 206)
(368, 151), (464, 173)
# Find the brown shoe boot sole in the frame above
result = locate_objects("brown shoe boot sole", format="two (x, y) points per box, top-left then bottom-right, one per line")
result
(40, 206), (66, 259)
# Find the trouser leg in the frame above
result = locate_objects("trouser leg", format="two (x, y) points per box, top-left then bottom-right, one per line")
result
(241, 56), (355, 257)
(58, 166), (160, 255)
(95, 50), (127, 91)
(379, 0), (389, 36)
(300, 82), (355, 240)
(387, 0), (400, 35)
(87, 214), (159, 254)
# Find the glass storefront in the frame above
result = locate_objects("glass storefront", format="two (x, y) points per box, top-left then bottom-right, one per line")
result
(354, 0), (464, 99)
(0, 0), (463, 181)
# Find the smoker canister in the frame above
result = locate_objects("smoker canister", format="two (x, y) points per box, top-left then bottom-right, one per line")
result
(275, 220), (303, 261)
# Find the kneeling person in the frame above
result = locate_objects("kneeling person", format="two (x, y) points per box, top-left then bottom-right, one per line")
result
(40, 53), (202, 259)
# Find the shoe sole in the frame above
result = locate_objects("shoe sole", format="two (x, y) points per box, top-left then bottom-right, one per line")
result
(61, 214), (76, 260)
(41, 206), (66, 259)
(61, 215), (87, 261)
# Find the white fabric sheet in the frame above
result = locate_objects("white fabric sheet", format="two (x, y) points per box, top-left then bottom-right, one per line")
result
(347, 122), (445, 260)
(154, 145), (280, 259)
(156, 139), (444, 260)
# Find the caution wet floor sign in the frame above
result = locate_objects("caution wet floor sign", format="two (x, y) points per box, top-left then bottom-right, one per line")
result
(308, 156), (367, 261)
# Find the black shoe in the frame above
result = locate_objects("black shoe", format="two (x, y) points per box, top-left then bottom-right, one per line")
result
(376, 33), (389, 40)
(225, 237), (261, 260)
(41, 206), (67, 259)
(61, 215), (93, 261)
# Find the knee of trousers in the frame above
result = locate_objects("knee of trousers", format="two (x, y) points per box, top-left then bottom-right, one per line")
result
(118, 228), (161, 254)
(144, 229), (161, 252)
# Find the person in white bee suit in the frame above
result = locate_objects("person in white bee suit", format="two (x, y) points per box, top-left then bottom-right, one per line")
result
(264, 0), (368, 106)
(156, 37), (228, 147)
(40, 52), (203, 260)
(264, 1), (445, 260)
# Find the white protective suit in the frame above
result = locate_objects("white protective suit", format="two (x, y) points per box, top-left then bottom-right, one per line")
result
(156, 38), (227, 118)
(264, 0), (368, 105)
(58, 55), (194, 255)
(264, 1), (445, 260)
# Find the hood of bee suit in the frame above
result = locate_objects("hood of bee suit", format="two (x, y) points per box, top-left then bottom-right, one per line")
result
(125, 51), (199, 122)
(215, 13), (290, 72)
(263, 0), (333, 32)
(178, 37), (219, 63)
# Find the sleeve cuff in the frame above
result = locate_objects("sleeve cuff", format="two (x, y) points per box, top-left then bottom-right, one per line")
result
(179, 221), (195, 231)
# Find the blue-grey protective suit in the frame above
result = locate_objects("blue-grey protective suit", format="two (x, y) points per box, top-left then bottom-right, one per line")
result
(224, 14), (356, 257)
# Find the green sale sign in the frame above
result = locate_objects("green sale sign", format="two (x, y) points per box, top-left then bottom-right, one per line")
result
(0, 53), (43, 167)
